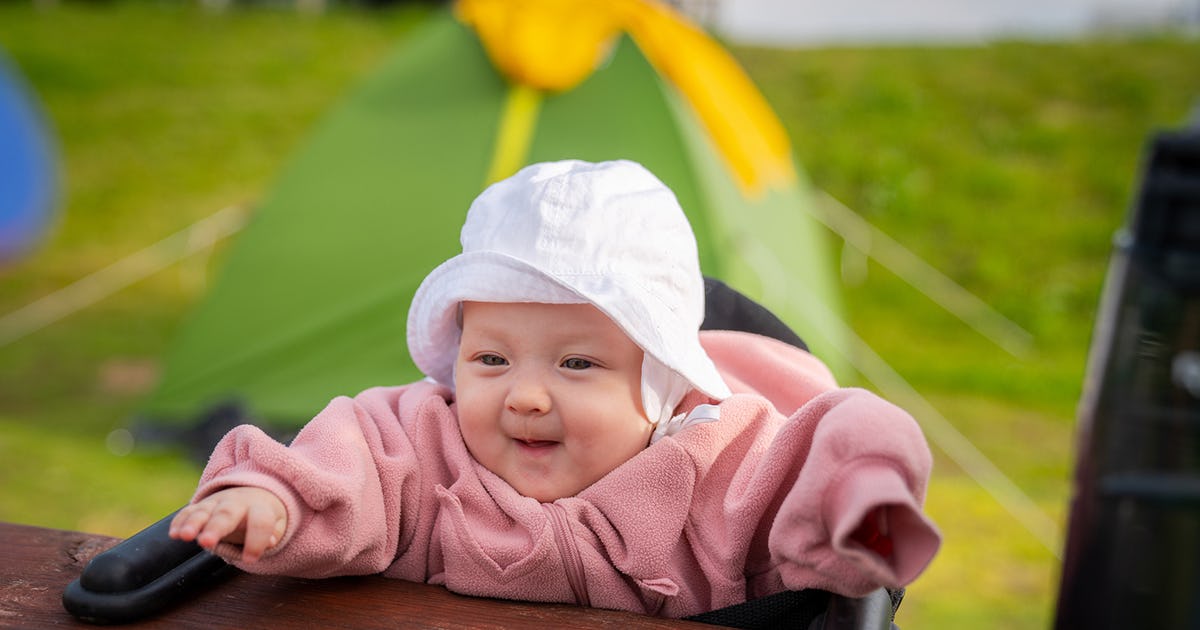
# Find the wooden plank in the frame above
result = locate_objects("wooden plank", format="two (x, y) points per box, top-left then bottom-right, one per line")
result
(0, 522), (717, 628)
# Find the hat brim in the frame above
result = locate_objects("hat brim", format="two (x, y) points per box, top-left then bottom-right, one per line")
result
(407, 251), (731, 400)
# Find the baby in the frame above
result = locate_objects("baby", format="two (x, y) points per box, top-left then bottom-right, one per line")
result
(170, 159), (940, 618)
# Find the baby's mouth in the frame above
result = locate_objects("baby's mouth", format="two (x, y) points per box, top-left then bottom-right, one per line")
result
(516, 438), (558, 449)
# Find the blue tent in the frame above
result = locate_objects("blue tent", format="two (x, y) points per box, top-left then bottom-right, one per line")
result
(0, 52), (57, 262)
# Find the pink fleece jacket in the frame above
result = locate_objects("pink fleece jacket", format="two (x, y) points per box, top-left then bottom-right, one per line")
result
(193, 330), (940, 618)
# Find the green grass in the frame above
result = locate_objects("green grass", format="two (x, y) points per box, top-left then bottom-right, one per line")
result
(2, 3), (1198, 628)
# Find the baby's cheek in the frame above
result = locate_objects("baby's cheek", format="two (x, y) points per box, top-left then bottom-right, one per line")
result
(460, 418), (486, 448)
(455, 403), (491, 453)
(586, 428), (647, 477)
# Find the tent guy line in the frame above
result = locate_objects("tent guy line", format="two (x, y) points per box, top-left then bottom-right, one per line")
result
(813, 191), (1036, 359)
(0, 204), (249, 349)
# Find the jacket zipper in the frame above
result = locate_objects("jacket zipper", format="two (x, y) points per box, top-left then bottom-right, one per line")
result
(544, 503), (590, 607)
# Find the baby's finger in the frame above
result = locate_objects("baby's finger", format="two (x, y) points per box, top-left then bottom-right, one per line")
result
(240, 504), (282, 563)
(195, 500), (246, 550)
(168, 504), (212, 542)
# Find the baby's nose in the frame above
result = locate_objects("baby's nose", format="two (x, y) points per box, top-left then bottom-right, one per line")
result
(506, 374), (552, 416)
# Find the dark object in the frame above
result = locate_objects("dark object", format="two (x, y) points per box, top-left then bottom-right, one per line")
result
(134, 400), (267, 465)
(812, 588), (903, 630)
(64, 281), (898, 628)
(1054, 121), (1200, 628)
(702, 277), (809, 351)
(687, 588), (831, 629)
(684, 587), (900, 630)
(62, 510), (234, 624)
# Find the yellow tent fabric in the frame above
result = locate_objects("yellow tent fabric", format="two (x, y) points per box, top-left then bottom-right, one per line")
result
(456, 0), (795, 195)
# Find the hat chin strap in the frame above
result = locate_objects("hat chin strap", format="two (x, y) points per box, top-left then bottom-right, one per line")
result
(642, 354), (695, 443)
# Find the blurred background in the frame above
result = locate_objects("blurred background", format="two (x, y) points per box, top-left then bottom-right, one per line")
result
(2, 1), (1199, 628)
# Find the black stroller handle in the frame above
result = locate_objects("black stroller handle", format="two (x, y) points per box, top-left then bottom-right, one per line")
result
(812, 588), (900, 630)
(62, 508), (234, 624)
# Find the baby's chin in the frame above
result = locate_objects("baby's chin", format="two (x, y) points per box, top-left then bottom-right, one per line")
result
(513, 483), (577, 503)
(507, 475), (592, 503)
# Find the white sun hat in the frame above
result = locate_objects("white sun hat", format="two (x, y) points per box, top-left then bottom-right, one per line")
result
(406, 159), (731, 414)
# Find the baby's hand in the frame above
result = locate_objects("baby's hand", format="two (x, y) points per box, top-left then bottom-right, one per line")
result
(169, 487), (287, 563)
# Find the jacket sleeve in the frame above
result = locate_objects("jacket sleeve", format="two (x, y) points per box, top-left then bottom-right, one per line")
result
(191, 383), (446, 578)
(766, 388), (941, 597)
(699, 330), (940, 598)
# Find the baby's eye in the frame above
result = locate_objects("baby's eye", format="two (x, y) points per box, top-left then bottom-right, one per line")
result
(478, 354), (507, 366)
(561, 357), (594, 370)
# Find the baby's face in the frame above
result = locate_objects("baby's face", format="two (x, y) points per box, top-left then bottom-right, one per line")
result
(454, 301), (653, 502)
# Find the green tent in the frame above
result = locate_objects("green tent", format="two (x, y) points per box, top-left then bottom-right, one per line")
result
(138, 8), (843, 440)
